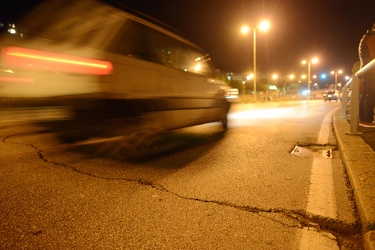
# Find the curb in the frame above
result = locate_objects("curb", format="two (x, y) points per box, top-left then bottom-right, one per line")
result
(333, 110), (375, 250)
(365, 232), (375, 250)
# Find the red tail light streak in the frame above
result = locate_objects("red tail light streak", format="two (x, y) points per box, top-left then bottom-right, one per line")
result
(2, 47), (113, 75)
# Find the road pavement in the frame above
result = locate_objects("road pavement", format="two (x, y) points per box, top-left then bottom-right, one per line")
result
(1, 101), (374, 249)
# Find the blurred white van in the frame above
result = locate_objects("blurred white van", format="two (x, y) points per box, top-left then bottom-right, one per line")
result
(0, 0), (229, 130)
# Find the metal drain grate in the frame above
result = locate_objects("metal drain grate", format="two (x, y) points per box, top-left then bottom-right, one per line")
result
(291, 146), (332, 158)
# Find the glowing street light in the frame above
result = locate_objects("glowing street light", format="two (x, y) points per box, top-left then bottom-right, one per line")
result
(241, 20), (270, 101)
(302, 58), (318, 99)
(283, 74), (295, 95)
(331, 69), (343, 91)
(241, 26), (250, 34)
(246, 73), (254, 81)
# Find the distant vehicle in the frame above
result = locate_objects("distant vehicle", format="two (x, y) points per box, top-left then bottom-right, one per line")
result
(0, 0), (230, 131)
(323, 90), (340, 102)
(226, 88), (239, 101)
(210, 79), (239, 101)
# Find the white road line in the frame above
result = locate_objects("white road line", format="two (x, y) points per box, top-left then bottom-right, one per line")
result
(307, 107), (339, 218)
(306, 156), (337, 218)
(299, 107), (340, 249)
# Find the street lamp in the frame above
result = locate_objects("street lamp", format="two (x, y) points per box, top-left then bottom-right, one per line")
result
(246, 73), (254, 81)
(331, 69), (342, 91)
(272, 74), (278, 82)
(302, 58), (318, 99)
(241, 20), (270, 101)
(243, 73), (254, 96)
(284, 74), (295, 95)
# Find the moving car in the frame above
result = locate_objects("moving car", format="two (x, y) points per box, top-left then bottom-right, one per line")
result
(0, 0), (230, 131)
(323, 90), (340, 102)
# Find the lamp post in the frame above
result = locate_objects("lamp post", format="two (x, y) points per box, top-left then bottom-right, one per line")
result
(302, 58), (318, 100)
(287, 74), (295, 95)
(272, 74), (278, 86)
(241, 20), (270, 102)
(245, 73), (254, 96)
(331, 69), (342, 91)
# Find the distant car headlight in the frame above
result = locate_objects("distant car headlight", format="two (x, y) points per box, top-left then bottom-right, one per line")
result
(302, 90), (310, 96)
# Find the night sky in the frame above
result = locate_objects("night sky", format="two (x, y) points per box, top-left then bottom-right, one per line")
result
(2, 0), (375, 79)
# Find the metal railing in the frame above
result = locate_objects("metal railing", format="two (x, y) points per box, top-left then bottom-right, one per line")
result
(341, 58), (375, 135)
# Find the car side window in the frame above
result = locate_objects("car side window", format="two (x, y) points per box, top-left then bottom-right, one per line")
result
(114, 20), (212, 75)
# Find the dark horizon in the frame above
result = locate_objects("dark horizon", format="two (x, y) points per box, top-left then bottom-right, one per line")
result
(2, 0), (374, 79)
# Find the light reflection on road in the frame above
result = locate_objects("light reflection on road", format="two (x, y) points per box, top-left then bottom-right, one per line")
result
(227, 100), (337, 128)
(228, 104), (301, 129)
(229, 107), (295, 120)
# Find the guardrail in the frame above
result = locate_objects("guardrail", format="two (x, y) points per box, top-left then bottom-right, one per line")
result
(341, 58), (375, 135)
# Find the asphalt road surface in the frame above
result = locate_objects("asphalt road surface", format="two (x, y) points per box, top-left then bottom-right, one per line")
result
(0, 100), (363, 249)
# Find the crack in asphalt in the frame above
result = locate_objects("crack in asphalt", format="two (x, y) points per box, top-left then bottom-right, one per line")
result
(2, 131), (363, 245)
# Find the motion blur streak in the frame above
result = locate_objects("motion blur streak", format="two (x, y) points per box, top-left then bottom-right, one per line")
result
(2, 47), (113, 75)
(0, 76), (34, 84)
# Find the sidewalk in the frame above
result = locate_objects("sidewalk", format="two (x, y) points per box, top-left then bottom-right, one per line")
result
(333, 110), (375, 250)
